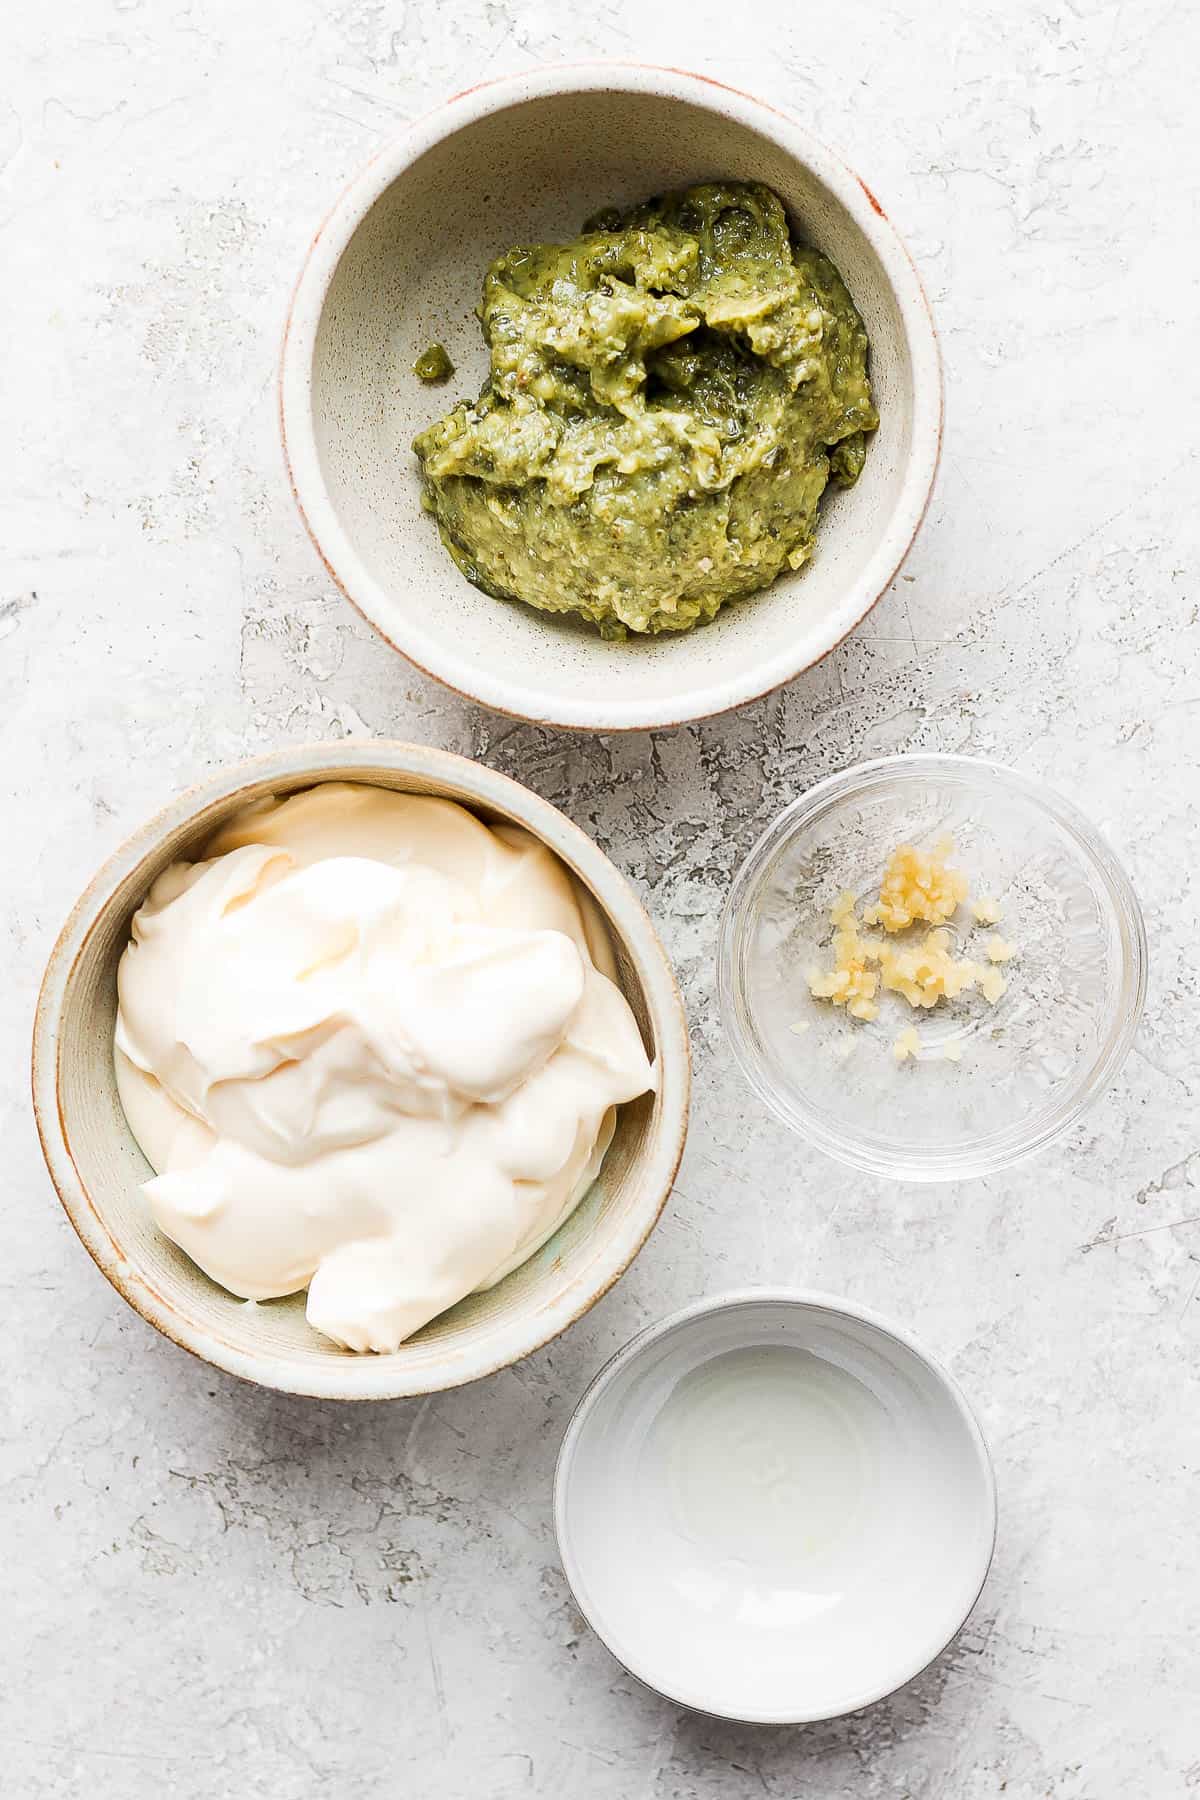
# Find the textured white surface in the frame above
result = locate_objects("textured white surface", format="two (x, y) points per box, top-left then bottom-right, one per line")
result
(4, 2), (1198, 1795)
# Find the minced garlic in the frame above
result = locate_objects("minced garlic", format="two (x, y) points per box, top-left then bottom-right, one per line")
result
(863, 839), (969, 932)
(876, 926), (979, 1009)
(806, 908), (881, 1021)
(978, 966), (1007, 1004)
(805, 837), (1014, 1056)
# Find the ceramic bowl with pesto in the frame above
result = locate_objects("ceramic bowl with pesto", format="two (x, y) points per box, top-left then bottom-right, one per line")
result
(281, 64), (942, 730)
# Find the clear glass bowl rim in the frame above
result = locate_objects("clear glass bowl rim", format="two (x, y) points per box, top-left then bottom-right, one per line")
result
(716, 752), (1149, 1182)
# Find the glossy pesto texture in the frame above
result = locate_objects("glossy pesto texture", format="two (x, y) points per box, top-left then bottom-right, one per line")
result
(412, 183), (877, 638)
(413, 342), (455, 383)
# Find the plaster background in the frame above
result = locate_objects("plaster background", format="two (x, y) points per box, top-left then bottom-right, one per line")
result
(3, 2), (1198, 1794)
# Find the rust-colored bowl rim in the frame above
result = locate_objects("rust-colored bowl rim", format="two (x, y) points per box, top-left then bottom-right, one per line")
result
(32, 740), (692, 1399)
(279, 60), (944, 733)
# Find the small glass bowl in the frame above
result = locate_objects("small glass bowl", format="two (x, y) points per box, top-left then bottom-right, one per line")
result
(717, 755), (1148, 1182)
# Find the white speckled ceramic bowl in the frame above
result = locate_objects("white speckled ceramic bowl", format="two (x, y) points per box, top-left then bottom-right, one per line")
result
(32, 742), (690, 1400)
(555, 1291), (996, 1723)
(281, 63), (942, 730)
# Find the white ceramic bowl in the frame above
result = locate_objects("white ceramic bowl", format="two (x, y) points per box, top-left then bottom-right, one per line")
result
(555, 1290), (996, 1723)
(32, 742), (690, 1400)
(281, 63), (942, 730)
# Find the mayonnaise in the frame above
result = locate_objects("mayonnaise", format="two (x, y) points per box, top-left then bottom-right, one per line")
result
(114, 782), (656, 1353)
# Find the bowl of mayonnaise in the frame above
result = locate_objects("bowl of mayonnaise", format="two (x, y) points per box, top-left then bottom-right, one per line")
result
(33, 741), (690, 1398)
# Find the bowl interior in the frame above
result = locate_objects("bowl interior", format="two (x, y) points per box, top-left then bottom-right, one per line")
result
(47, 759), (674, 1395)
(308, 82), (922, 724)
(557, 1296), (994, 1722)
(721, 760), (1146, 1180)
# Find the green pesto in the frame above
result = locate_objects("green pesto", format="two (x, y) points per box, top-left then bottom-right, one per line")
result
(413, 342), (455, 383)
(412, 183), (877, 638)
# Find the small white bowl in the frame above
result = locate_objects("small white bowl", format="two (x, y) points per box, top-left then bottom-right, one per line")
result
(32, 742), (690, 1400)
(281, 63), (942, 731)
(555, 1290), (996, 1723)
